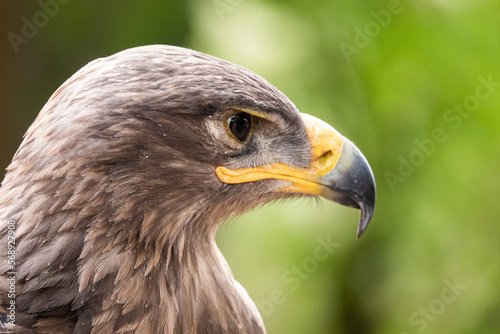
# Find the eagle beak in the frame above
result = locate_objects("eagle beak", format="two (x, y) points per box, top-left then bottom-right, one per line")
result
(215, 113), (376, 238)
(317, 135), (376, 238)
(296, 113), (376, 238)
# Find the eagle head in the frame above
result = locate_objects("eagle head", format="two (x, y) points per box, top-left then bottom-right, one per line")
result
(0, 45), (375, 334)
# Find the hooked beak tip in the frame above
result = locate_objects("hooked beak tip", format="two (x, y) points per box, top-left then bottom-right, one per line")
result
(319, 137), (376, 238)
(356, 198), (375, 239)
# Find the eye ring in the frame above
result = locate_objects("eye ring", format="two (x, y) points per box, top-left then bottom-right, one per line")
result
(226, 112), (253, 142)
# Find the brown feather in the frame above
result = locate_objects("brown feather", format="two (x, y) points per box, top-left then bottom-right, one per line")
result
(0, 45), (311, 333)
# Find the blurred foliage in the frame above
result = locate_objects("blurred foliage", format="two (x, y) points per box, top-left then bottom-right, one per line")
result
(1, 0), (499, 333)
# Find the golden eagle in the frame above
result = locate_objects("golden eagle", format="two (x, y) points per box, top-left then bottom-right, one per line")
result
(0, 45), (375, 333)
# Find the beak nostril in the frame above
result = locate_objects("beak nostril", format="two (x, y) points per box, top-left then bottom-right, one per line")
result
(318, 150), (334, 168)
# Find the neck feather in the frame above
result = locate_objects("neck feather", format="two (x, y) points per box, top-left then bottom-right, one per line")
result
(77, 208), (266, 334)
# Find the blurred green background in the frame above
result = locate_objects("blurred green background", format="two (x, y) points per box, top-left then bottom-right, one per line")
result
(1, 0), (499, 333)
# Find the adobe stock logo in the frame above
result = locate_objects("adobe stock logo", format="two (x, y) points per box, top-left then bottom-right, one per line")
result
(7, 0), (71, 54)
(400, 278), (467, 334)
(340, 0), (403, 63)
(212, 0), (244, 21)
(385, 74), (499, 192)
(257, 235), (340, 317)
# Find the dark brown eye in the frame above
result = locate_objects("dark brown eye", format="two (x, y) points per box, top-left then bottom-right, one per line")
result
(227, 113), (252, 142)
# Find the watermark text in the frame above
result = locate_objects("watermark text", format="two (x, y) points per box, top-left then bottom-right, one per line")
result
(8, 0), (71, 54)
(257, 235), (339, 317)
(6, 219), (17, 326)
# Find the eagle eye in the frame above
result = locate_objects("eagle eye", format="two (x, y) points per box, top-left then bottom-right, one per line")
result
(227, 112), (252, 142)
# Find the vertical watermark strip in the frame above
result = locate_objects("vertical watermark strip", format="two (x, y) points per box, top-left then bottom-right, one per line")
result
(6, 219), (17, 327)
